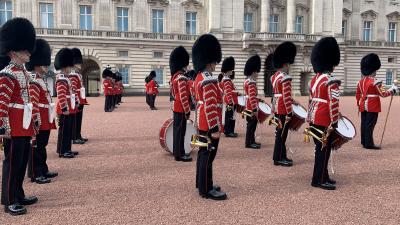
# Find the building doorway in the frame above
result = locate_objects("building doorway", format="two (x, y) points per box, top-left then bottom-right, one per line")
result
(81, 59), (101, 97)
(263, 54), (275, 97)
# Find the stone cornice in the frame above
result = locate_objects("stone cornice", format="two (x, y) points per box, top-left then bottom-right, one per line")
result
(180, 0), (202, 8)
(361, 10), (378, 20)
(343, 8), (352, 17)
(244, 0), (259, 10)
(387, 11), (400, 20)
(112, 0), (135, 5)
(77, 0), (97, 4)
(147, 0), (169, 7)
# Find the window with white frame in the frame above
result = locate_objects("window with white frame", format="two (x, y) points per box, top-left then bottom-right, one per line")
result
(39, 3), (54, 28)
(117, 7), (128, 32)
(0, 0), (12, 26)
(117, 65), (129, 85)
(80, 5), (93, 30)
(386, 69), (394, 85)
(186, 12), (197, 35)
(154, 67), (164, 85)
(388, 22), (397, 42)
(269, 15), (279, 33)
(295, 16), (303, 34)
(244, 13), (253, 33)
(152, 9), (164, 33)
(342, 20), (347, 38)
(363, 21), (373, 41)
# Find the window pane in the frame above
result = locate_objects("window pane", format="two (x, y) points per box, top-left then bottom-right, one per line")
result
(80, 15), (85, 29)
(6, 1), (11, 10)
(154, 69), (163, 85)
(87, 16), (92, 30)
(48, 13), (54, 28)
(159, 20), (163, 33)
(87, 6), (92, 14)
(186, 12), (190, 20)
(48, 4), (53, 13)
(192, 12), (196, 20)
(152, 18), (157, 32)
(40, 13), (47, 27)
(80, 6), (85, 14)
(117, 17), (122, 31)
(40, 3), (46, 12)
(124, 17), (128, 31)
(386, 71), (393, 85)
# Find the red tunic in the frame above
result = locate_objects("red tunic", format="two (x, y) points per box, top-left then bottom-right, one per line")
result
(29, 73), (56, 131)
(221, 77), (238, 105)
(56, 74), (76, 115)
(115, 81), (123, 95)
(0, 63), (37, 137)
(271, 71), (293, 115)
(171, 72), (190, 114)
(307, 73), (340, 127)
(194, 71), (222, 133)
(146, 80), (159, 95)
(356, 77), (395, 112)
(244, 78), (258, 112)
(103, 79), (113, 96)
(70, 72), (88, 105)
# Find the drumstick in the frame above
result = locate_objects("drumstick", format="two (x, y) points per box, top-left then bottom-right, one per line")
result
(341, 117), (349, 130)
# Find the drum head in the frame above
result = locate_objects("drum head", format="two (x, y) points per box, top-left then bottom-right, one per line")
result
(336, 117), (356, 139)
(292, 104), (307, 119)
(259, 102), (271, 114)
(165, 121), (174, 153)
(184, 120), (196, 154)
(238, 96), (246, 106)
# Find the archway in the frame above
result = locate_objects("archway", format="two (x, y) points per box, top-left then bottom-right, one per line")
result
(81, 58), (101, 97)
(263, 54), (275, 97)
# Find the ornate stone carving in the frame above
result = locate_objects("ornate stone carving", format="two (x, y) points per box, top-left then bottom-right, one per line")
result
(77, 0), (97, 3)
(270, 0), (285, 13)
(244, 0), (259, 11)
(387, 11), (400, 21)
(147, 0), (169, 7)
(296, 3), (309, 15)
(180, 0), (202, 8)
(343, 8), (352, 18)
(361, 10), (378, 20)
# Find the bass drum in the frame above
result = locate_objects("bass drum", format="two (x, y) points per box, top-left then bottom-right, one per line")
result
(258, 102), (272, 123)
(236, 96), (246, 114)
(159, 118), (196, 154)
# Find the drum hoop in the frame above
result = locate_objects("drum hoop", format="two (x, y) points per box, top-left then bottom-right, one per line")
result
(259, 102), (271, 113)
(159, 118), (174, 152)
(335, 115), (357, 139)
(292, 103), (307, 118)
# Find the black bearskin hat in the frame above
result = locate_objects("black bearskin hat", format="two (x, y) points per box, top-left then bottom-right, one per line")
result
(273, 42), (297, 69)
(221, 56), (235, 73)
(192, 34), (222, 72)
(244, 55), (261, 76)
(361, 53), (381, 76)
(169, 46), (189, 75)
(0, 55), (10, 70)
(72, 48), (83, 65)
(54, 48), (74, 70)
(25, 39), (51, 71)
(311, 37), (340, 73)
(0, 17), (36, 55)
(102, 68), (113, 78)
(149, 70), (156, 78)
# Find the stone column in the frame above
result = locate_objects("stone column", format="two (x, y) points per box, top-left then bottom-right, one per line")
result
(208, 0), (221, 32)
(351, 0), (361, 40)
(260, 0), (270, 32)
(310, 0), (323, 34)
(333, 0), (343, 35)
(286, 0), (296, 33)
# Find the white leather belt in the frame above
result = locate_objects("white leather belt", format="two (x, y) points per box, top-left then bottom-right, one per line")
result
(8, 103), (25, 109)
(367, 95), (378, 97)
(38, 103), (49, 108)
(197, 101), (204, 105)
(217, 104), (223, 108)
(312, 98), (328, 103)
(274, 94), (282, 97)
(66, 95), (71, 98)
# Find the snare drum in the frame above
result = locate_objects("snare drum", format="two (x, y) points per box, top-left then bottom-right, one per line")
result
(257, 102), (272, 123)
(159, 118), (196, 154)
(330, 116), (356, 150)
(236, 96), (246, 114)
(288, 103), (307, 131)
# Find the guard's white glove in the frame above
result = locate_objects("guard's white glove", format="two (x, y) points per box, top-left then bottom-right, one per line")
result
(389, 83), (398, 94)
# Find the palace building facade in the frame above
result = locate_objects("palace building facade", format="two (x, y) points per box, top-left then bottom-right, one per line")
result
(2, 0), (400, 96)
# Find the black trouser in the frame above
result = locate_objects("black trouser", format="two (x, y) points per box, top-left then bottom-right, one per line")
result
(311, 124), (333, 184)
(361, 112), (378, 148)
(117, 94), (122, 104)
(173, 112), (187, 158)
(28, 130), (51, 179)
(72, 105), (84, 140)
(145, 94), (150, 107)
(105, 95), (112, 112)
(245, 115), (258, 146)
(1, 137), (31, 206)
(196, 130), (219, 194)
(149, 94), (156, 108)
(57, 114), (73, 155)
(224, 106), (236, 135)
(273, 115), (290, 161)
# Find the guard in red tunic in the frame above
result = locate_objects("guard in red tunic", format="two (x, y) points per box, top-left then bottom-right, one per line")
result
(220, 57), (238, 138)
(103, 68), (114, 112)
(271, 42), (297, 167)
(71, 48), (89, 144)
(170, 46), (192, 162)
(145, 71), (159, 110)
(115, 72), (123, 105)
(111, 73), (117, 109)
(356, 53), (397, 150)
(243, 55), (261, 149)
(55, 48), (79, 158)
(26, 39), (58, 184)
(193, 34), (226, 200)
(307, 37), (341, 190)
(0, 18), (39, 215)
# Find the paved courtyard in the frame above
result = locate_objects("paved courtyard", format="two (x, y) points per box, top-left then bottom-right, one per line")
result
(1, 96), (399, 224)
